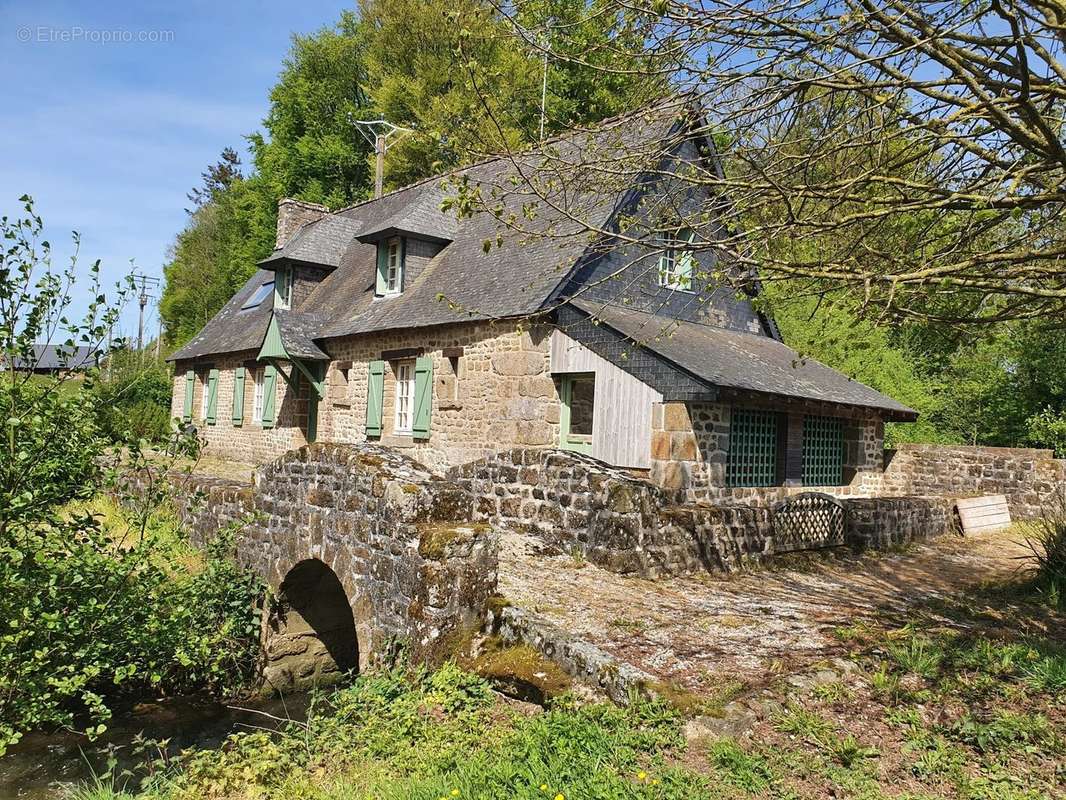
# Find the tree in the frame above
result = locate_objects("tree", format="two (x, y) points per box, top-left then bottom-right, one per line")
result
(186, 147), (243, 212)
(359, 0), (660, 188)
(467, 0), (1066, 326)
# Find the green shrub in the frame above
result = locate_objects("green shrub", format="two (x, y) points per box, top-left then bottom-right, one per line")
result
(1022, 497), (1066, 588)
(92, 351), (174, 444)
(0, 496), (264, 753)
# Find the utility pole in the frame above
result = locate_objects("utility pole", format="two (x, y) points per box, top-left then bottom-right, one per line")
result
(350, 119), (414, 198)
(131, 272), (160, 359)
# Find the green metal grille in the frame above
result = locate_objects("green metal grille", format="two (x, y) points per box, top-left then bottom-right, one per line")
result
(803, 415), (844, 486)
(727, 409), (779, 487)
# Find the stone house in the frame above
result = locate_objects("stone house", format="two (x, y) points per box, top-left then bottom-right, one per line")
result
(168, 102), (915, 498)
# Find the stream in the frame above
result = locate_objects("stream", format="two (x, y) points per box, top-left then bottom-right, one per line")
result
(0, 693), (312, 800)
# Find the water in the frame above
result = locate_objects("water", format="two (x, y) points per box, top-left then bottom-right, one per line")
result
(0, 693), (312, 800)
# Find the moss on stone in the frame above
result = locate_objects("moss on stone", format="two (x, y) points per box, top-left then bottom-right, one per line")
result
(646, 680), (725, 718)
(472, 642), (572, 704)
(417, 523), (487, 559)
(486, 594), (512, 617)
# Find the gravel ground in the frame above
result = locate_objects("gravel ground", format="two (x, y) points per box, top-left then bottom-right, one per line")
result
(498, 527), (1032, 694)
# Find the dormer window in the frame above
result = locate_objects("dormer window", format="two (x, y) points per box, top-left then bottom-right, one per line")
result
(658, 229), (695, 291)
(274, 266), (293, 310)
(376, 237), (405, 296)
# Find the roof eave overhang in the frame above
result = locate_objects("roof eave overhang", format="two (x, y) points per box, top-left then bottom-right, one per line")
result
(257, 254), (340, 272)
(354, 226), (453, 246)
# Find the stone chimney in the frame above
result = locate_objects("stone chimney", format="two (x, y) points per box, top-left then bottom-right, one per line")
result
(275, 198), (329, 250)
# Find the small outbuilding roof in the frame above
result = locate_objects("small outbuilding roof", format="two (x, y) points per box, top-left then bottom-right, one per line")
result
(9, 344), (96, 371)
(571, 300), (918, 420)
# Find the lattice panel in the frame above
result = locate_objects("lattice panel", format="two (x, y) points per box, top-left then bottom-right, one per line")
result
(727, 409), (778, 487)
(772, 492), (846, 551)
(803, 415), (844, 486)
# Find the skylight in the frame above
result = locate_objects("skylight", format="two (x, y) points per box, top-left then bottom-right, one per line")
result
(241, 281), (274, 310)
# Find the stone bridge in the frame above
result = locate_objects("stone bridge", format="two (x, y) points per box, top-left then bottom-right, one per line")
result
(164, 444), (497, 693)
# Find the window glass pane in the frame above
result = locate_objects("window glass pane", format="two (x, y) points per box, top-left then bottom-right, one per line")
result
(241, 282), (274, 310)
(252, 368), (265, 422)
(394, 361), (414, 432)
(386, 238), (401, 292)
(568, 375), (595, 437)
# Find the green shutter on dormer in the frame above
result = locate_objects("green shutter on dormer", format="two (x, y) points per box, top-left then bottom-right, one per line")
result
(261, 365), (277, 429)
(375, 243), (388, 296)
(398, 237), (406, 292)
(232, 367), (245, 426)
(205, 368), (219, 424)
(183, 370), (194, 422)
(412, 356), (432, 438)
(366, 360), (385, 436)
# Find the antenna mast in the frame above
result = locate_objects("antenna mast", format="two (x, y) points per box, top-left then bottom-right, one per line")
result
(350, 118), (414, 198)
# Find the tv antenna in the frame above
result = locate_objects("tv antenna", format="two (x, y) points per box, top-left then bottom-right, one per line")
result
(350, 118), (415, 198)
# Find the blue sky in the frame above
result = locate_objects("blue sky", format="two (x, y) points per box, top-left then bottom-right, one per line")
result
(0, 0), (352, 343)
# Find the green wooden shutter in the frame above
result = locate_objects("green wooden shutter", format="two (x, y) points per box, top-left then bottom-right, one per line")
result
(366, 360), (385, 436)
(398, 237), (406, 292)
(183, 370), (194, 422)
(261, 365), (277, 429)
(412, 356), (433, 438)
(727, 409), (778, 487)
(205, 368), (219, 424)
(802, 415), (844, 486)
(232, 367), (245, 426)
(375, 243), (388, 296)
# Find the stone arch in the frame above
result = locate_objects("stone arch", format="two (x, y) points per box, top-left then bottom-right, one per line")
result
(263, 558), (360, 693)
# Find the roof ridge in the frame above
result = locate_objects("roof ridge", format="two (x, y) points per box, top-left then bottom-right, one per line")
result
(325, 95), (693, 218)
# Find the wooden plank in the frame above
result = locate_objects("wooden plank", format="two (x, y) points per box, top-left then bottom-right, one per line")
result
(956, 495), (1011, 533)
(550, 330), (663, 469)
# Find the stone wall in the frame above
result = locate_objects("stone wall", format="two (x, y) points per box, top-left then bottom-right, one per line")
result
(131, 443), (499, 682)
(322, 320), (559, 471)
(881, 444), (1066, 519)
(650, 399), (885, 502)
(448, 448), (949, 577)
(171, 350), (314, 464)
(175, 320), (562, 471)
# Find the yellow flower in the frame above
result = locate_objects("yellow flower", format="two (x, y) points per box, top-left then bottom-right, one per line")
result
(637, 771), (647, 781)
(554, 795), (565, 800)
(539, 786), (548, 792)
(451, 791), (460, 798)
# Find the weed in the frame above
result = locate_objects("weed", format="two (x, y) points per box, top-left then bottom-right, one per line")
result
(609, 616), (649, 634)
(885, 630), (944, 678)
(707, 738), (773, 792)
(827, 733), (879, 767)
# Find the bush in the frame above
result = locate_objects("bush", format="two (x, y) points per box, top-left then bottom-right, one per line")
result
(0, 495), (264, 754)
(92, 351), (174, 444)
(1023, 496), (1066, 587)
(1026, 408), (1066, 457)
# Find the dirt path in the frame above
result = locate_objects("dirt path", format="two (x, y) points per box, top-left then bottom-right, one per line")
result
(498, 528), (1033, 694)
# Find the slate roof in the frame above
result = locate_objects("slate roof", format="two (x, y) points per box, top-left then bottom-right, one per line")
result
(170, 100), (686, 362)
(272, 310), (330, 361)
(259, 216), (363, 268)
(571, 300), (917, 419)
(11, 344), (96, 371)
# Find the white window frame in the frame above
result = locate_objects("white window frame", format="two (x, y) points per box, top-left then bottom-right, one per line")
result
(385, 237), (403, 294)
(658, 229), (695, 291)
(394, 360), (415, 434)
(252, 367), (265, 423)
(200, 371), (211, 419)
